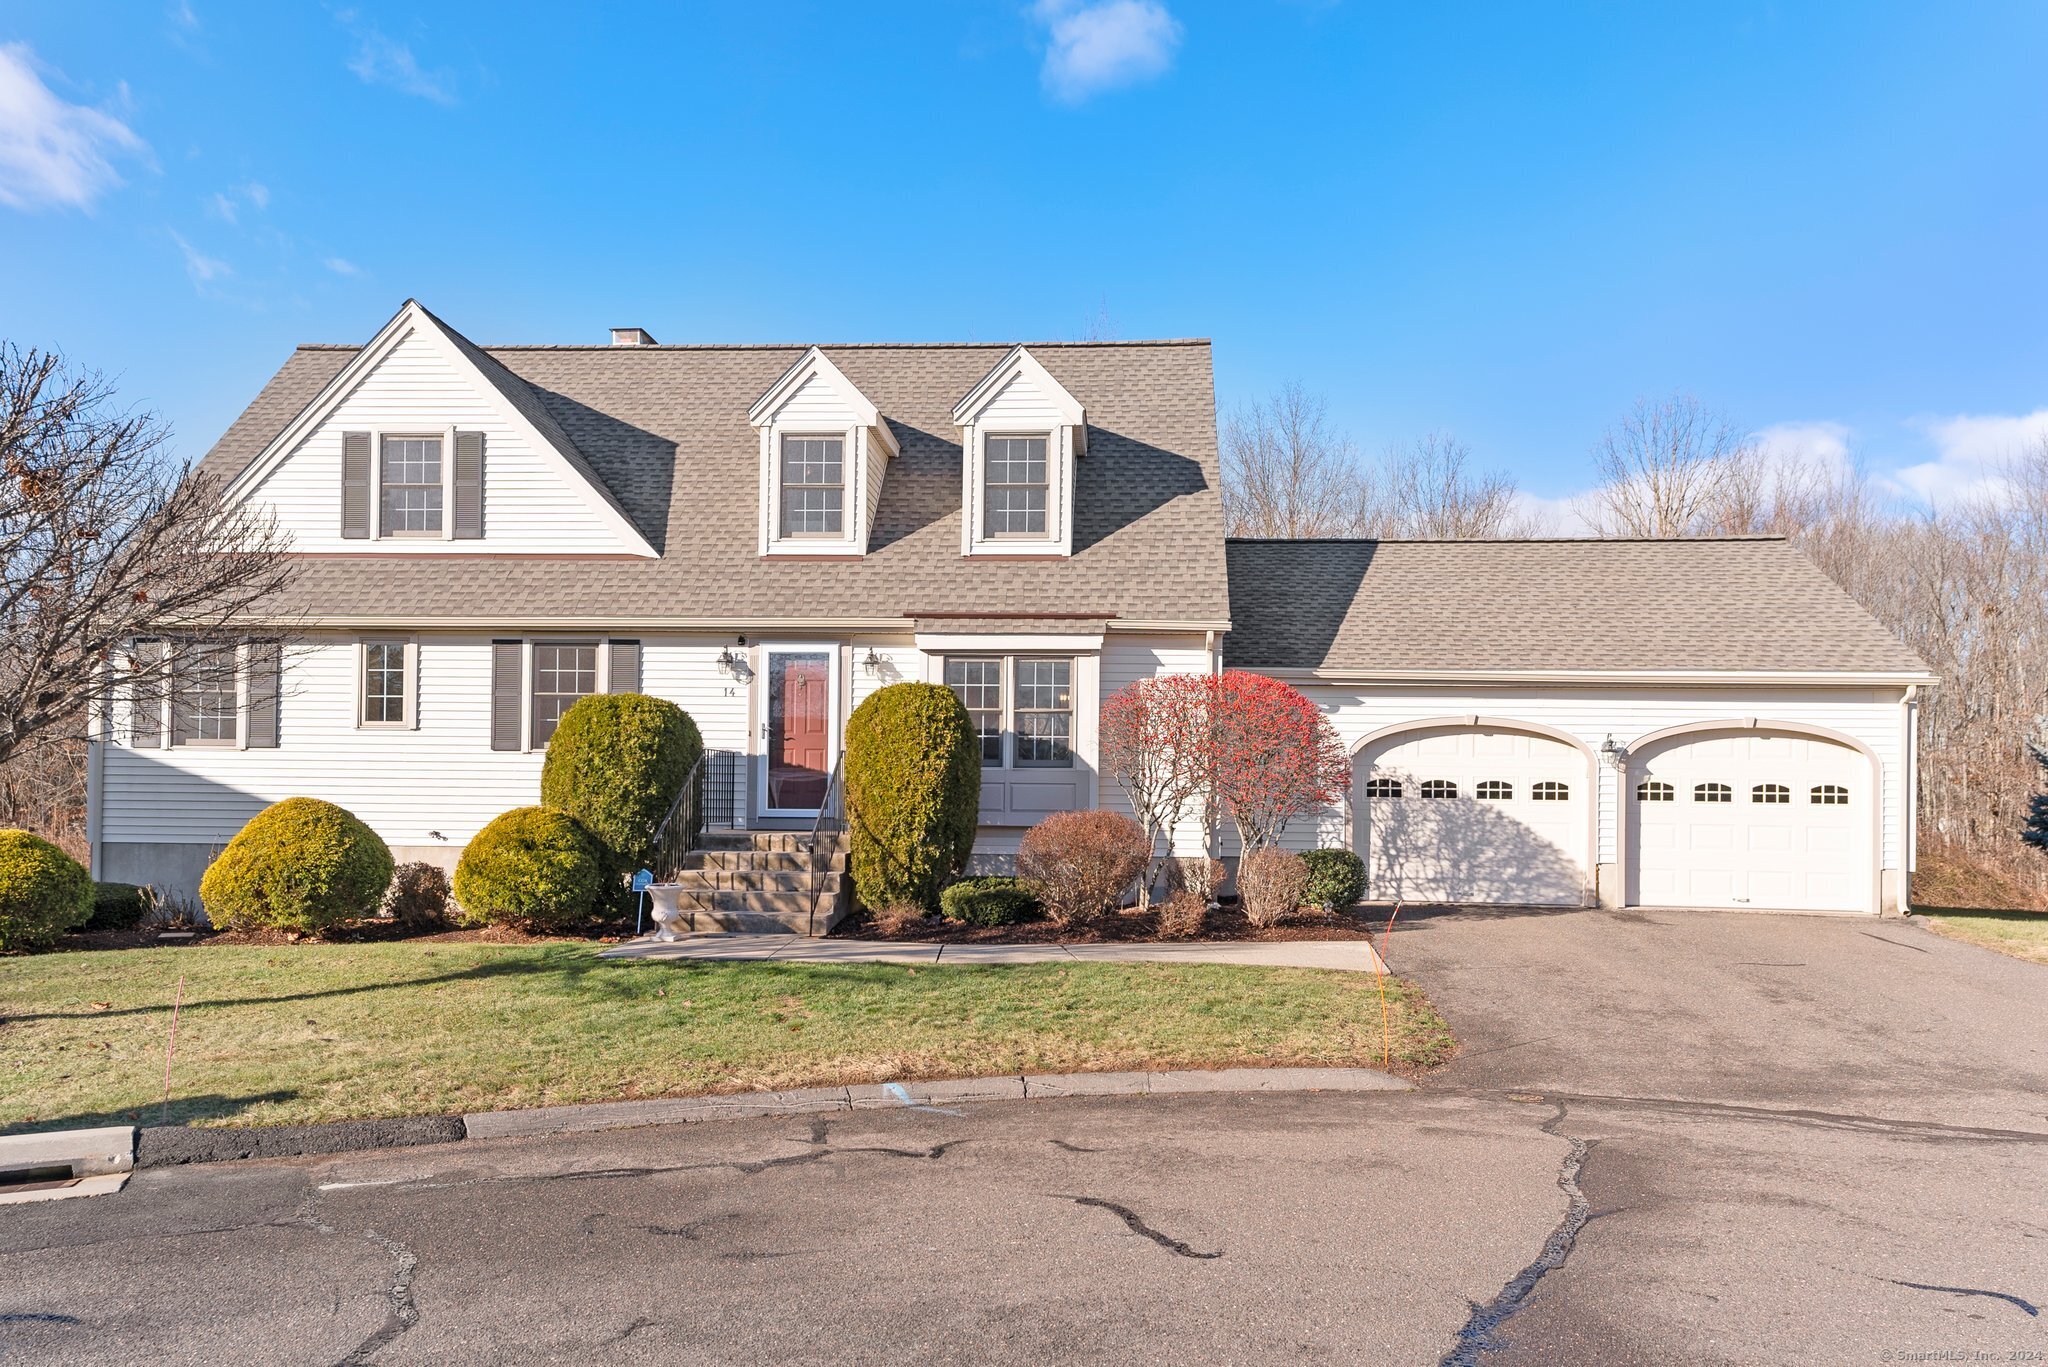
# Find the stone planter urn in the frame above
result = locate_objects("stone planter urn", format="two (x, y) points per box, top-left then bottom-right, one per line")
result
(647, 884), (689, 942)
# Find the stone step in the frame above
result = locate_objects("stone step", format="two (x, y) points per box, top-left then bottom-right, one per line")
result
(674, 868), (841, 894)
(685, 849), (808, 873)
(699, 830), (805, 854)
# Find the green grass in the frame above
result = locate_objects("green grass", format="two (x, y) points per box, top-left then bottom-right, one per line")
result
(1922, 909), (2048, 965)
(0, 944), (1454, 1132)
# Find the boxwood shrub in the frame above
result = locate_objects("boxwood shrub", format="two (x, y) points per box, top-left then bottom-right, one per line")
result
(1301, 848), (1367, 911)
(539, 694), (703, 881)
(844, 682), (980, 912)
(453, 806), (604, 931)
(0, 830), (93, 952)
(200, 797), (395, 935)
(939, 876), (1041, 927)
(85, 881), (150, 932)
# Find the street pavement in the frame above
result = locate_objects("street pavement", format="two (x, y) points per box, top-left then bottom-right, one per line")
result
(3, 908), (2045, 1364)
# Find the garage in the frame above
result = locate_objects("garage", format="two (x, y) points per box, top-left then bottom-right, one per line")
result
(1626, 728), (1873, 913)
(1355, 723), (1591, 906)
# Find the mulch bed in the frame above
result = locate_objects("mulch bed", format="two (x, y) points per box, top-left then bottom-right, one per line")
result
(51, 920), (622, 952)
(834, 901), (1392, 945)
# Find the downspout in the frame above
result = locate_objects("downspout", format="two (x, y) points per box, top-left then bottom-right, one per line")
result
(85, 666), (107, 878)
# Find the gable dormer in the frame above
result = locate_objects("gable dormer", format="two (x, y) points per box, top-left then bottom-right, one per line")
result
(749, 348), (898, 558)
(223, 300), (655, 557)
(951, 346), (1086, 559)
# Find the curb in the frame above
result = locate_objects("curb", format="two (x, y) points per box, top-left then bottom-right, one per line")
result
(0, 1125), (136, 1204)
(117, 1067), (1412, 1169)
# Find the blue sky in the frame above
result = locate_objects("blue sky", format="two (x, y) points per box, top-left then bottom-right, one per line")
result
(5, 2), (2046, 514)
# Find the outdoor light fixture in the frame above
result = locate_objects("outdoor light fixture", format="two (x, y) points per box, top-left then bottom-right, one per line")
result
(717, 636), (749, 676)
(861, 647), (883, 675)
(1600, 735), (1628, 768)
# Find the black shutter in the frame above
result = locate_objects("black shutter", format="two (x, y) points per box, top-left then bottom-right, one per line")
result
(452, 431), (484, 538)
(246, 641), (282, 747)
(131, 640), (164, 749)
(607, 639), (641, 694)
(342, 432), (372, 539)
(491, 640), (523, 751)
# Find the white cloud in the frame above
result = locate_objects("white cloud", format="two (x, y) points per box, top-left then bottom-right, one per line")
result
(242, 179), (268, 210)
(339, 13), (457, 105)
(169, 0), (199, 30)
(1751, 420), (1853, 480)
(170, 230), (231, 286)
(1509, 489), (1595, 537)
(0, 43), (150, 211)
(208, 179), (269, 223)
(1884, 409), (2048, 506)
(323, 255), (366, 278)
(1034, 0), (1183, 103)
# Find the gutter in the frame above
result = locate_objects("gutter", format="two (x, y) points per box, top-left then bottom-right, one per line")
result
(238, 616), (1235, 635)
(1255, 667), (1943, 688)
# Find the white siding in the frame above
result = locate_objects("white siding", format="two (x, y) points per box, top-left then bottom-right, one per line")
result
(245, 326), (634, 555)
(1099, 634), (1215, 857)
(978, 372), (1059, 428)
(768, 373), (859, 429)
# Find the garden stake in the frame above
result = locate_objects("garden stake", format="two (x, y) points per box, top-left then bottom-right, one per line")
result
(161, 971), (185, 1123)
(1373, 903), (1403, 1069)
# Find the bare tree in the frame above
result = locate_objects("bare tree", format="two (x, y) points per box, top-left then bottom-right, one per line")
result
(1372, 432), (1527, 538)
(1581, 394), (1757, 536)
(1219, 383), (1364, 537)
(0, 345), (296, 771)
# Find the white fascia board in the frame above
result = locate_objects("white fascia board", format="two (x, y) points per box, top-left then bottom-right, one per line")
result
(950, 345), (1085, 429)
(249, 615), (915, 633)
(1256, 667), (1943, 687)
(749, 347), (897, 457)
(1106, 618), (1233, 634)
(914, 631), (1106, 653)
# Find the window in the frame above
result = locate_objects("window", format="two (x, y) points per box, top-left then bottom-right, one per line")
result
(1476, 780), (1513, 800)
(1811, 784), (1850, 805)
(1364, 777), (1403, 799)
(1013, 658), (1073, 767)
(362, 641), (409, 726)
(945, 658), (1005, 764)
(1752, 783), (1791, 804)
(1532, 781), (1570, 801)
(171, 643), (238, 745)
(1419, 779), (1459, 799)
(381, 436), (443, 534)
(984, 435), (1049, 538)
(944, 655), (1074, 768)
(780, 436), (844, 537)
(531, 643), (598, 746)
(1636, 781), (1675, 802)
(1694, 782), (1733, 803)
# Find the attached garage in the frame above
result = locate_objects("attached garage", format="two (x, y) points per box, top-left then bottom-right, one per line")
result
(1355, 722), (1593, 907)
(1625, 727), (1874, 914)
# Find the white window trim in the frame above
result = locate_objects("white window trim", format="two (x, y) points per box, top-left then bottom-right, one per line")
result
(356, 638), (420, 730)
(941, 653), (1078, 772)
(754, 642), (843, 818)
(775, 432), (852, 541)
(979, 431), (1055, 543)
(376, 431), (450, 540)
(527, 638), (604, 752)
(167, 640), (245, 749)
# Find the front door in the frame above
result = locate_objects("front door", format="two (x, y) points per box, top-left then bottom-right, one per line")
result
(759, 647), (834, 816)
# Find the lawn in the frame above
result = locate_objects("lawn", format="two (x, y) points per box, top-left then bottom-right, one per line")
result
(1920, 909), (2048, 965)
(0, 944), (1454, 1133)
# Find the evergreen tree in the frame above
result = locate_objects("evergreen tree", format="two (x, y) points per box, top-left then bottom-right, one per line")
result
(2025, 735), (2048, 856)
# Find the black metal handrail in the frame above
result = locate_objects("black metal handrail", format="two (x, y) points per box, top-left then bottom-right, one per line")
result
(647, 753), (708, 884)
(804, 752), (846, 934)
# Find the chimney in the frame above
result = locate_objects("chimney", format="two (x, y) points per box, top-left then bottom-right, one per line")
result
(609, 327), (657, 347)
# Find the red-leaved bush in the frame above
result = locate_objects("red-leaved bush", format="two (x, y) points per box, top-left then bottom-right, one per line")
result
(1017, 810), (1152, 927)
(1237, 848), (1310, 928)
(1099, 673), (1213, 908)
(1206, 671), (1349, 853)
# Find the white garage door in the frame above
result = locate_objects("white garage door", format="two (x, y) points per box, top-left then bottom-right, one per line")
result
(1356, 725), (1590, 906)
(1627, 730), (1872, 913)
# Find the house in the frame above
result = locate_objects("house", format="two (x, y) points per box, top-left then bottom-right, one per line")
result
(86, 300), (1936, 920)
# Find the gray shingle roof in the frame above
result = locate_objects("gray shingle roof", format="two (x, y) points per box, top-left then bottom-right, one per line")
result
(200, 337), (1230, 626)
(1223, 538), (1934, 676)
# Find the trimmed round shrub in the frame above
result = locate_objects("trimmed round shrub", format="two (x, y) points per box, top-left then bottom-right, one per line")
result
(939, 876), (1041, 927)
(539, 694), (703, 877)
(85, 881), (150, 932)
(382, 861), (452, 931)
(453, 807), (604, 932)
(845, 682), (980, 912)
(1018, 810), (1152, 928)
(0, 830), (92, 952)
(1301, 848), (1367, 912)
(200, 798), (394, 935)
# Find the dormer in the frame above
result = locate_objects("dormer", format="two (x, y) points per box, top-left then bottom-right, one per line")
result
(749, 348), (898, 558)
(951, 346), (1086, 559)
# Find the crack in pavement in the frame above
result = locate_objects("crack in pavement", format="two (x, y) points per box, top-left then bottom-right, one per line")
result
(1859, 931), (1930, 954)
(1048, 1139), (1103, 1154)
(1523, 1092), (2048, 1145)
(1059, 1196), (1222, 1260)
(1888, 1279), (2040, 1318)
(1440, 1102), (1593, 1367)
(337, 1228), (420, 1366)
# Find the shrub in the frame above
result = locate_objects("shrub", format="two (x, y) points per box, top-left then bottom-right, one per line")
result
(1237, 848), (1310, 928)
(452, 807), (605, 932)
(870, 901), (930, 936)
(939, 876), (1041, 927)
(382, 862), (452, 931)
(200, 798), (394, 935)
(0, 830), (93, 952)
(845, 682), (980, 912)
(1157, 889), (1207, 940)
(1164, 856), (1227, 906)
(1301, 848), (1367, 912)
(1017, 810), (1151, 928)
(540, 694), (704, 883)
(84, 881), (149, 932)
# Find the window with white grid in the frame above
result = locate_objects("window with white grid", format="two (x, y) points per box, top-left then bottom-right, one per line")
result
(380, 436), (443, 534)
(1013, 658), (1072, 767)
(363, 641), (408, 725)
(983, 435), (1048, 537)
(531, 643), (597, 746)
(780, 436), (844, 537)
(945, 658), (1005, 765)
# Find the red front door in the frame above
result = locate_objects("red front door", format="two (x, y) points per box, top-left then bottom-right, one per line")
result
(767, 651), (830, 810)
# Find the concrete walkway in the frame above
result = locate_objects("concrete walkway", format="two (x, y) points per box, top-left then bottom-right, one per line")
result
(601, 931), (1387, 973)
